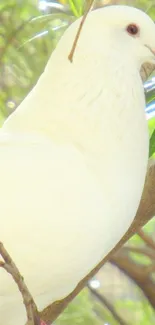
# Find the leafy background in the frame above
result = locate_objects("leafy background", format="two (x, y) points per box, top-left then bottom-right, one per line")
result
(1, 0), (155, 325)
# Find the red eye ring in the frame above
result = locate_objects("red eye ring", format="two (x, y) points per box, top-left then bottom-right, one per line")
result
(126, 24), (139, 36)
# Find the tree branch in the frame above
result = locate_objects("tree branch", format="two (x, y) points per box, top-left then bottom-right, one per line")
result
(40, 159), (155, 323)
(110, 249), (155, 309)
(88, 285), (129, 325)
(123, 246), (155, 260)
(138, 229), (155, 251)
(143, 263), (155, 276)
(0, 242), (40, 325)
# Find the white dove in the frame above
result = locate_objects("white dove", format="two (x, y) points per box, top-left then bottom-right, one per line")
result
(0, 5), (155, 325)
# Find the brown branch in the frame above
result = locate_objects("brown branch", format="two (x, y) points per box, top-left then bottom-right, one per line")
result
(138, 229), (155, 251)
(110, 249), (155, 309)
(40, 160), (155, 323)
(123, 246), (155, 260)
(117, 246), (155, 275)
(68, 0), (95, 62)
(0, 242), (40, 325)
(143, 263), (155, 276)
(88, 285), (129, 325)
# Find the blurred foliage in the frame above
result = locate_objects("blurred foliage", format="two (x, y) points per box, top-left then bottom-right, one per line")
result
(68, 0), (85, 16)
(0, 0), (74, 121)
(149, 128), (155, 157)
(56, 289), (102, 325)
(119, 0), (155, 19)
(1, 1), (155, 325)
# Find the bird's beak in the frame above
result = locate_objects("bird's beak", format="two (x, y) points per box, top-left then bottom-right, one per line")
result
(140, 45), (155, 82)
(140, 62), (155, 82)
(150, 47), (155, 56)
(144, 44), (155, 56)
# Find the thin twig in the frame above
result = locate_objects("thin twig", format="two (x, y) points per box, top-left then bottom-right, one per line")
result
(68, 0), (95, 62)
(88, 285), (129, 325)
(123, 246), (155, 260)
(143, 263), (155, 276)
(0, 242), (40, 325)
(138, 229), (155, 251)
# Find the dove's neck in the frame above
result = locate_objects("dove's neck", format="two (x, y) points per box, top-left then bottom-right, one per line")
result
(3, 51), (146, 157)
(3, 52), (148, 190)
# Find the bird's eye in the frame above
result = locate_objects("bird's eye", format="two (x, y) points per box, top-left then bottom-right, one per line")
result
(126, 24), (139, 36)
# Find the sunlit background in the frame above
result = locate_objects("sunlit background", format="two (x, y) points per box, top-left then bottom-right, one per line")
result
(1, 1), (155, 325)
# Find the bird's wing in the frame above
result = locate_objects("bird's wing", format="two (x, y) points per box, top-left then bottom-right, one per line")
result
(0, 132), (106, 304)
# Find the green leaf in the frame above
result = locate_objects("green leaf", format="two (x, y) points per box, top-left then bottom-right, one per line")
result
(143, 217), (155, 233)
(68, 0), (85, 17)
(129, 252), (151, 265)
(149, 128), (155, 157)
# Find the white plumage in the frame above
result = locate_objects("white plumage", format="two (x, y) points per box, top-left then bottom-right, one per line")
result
(0, 5), (155, 325)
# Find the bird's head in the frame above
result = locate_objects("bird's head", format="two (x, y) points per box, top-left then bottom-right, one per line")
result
(95, 5), (155, 79)
(54, 5), (155, 80)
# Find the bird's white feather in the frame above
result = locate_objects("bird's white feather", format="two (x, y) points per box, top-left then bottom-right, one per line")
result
(0, 5), (155, 325)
